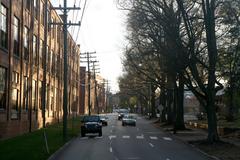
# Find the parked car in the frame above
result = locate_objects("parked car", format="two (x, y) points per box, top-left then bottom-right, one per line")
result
(122, 115), (136, 126)
(100, 116), (108, 126)
(118, 109), (129, 120)
(81, 115), (102, 137)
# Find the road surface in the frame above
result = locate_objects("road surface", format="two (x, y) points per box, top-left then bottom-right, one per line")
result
(50, 114), (211, 160)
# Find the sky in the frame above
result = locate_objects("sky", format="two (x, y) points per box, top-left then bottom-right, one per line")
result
(51, 0), (127, 93)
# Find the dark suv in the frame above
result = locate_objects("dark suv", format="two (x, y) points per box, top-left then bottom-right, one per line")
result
(81, 115), (102, 137)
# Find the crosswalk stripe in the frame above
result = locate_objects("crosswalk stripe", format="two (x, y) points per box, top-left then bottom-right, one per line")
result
(123, 135), (130, 139)
(150, 136), (158, 140)
(109, 135), (117, 140)
(136, 135), (144, 139)
(163, 137), (172, 141)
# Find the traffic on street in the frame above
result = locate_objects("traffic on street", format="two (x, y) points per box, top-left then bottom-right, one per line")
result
(50, 113), (211, 160)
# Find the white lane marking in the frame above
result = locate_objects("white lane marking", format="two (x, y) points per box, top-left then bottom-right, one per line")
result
(136, 135), (144, 139)
(166, 158), (171, 160)
(123, 135), (130, 139)
(149, 143), (154, 147)
(95, 136), (103, 139)
(163, 137), (172, 141)
(109, 135), (117, 140)
(150, 136), (158, 140)
(110, 147), (113, 153)
(80, 137), (88, 140)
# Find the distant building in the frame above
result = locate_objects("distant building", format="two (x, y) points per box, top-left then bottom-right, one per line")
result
(79, 67), (86, 114)
(84, 74), (106, 114)
(0, 0), (81, 139)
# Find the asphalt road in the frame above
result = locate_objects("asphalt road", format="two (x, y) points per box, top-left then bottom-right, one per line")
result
(50, 114), (211, 160)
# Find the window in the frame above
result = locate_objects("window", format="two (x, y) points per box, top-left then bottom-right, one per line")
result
(11, 89), (19, 119)
(0, 4), (8, 49)
(23, 77), (28, 110)
(13, 16), (20, 56)
(26, 0), (31, 11)
(34, 0), (38, 19)
(39, 39), (43, 68)
(33, 35), (37, 65)
(39, 81), (42, 110)
(32, 80), (37, 111)
(52, 53), (55, 75)
(23, 26), (29, 61)
(40, 1), (44, 25)
(12, 71), (19, 84)
(0, 66), (7, 109)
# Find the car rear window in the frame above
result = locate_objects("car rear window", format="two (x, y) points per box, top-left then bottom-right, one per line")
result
(83, 116), (100, 122)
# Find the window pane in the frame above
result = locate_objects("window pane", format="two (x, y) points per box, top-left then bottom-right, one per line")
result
(24, 27), (29, 61)
(13, 16), (20, 56)
(0, 4), (8, 49)
(33, 35), (37, 65)
(11, 89), (19, 119)
(0, 66), (7, 109)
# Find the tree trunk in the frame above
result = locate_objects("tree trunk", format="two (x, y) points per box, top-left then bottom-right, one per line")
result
(151, 84), (156, 118)
(175, 74), (185, 130)
(166, 89), (173, 124)
(227, 76), (234, 121)
(206, 96), (219, 142)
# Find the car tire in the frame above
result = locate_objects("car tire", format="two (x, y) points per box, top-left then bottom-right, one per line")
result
(81, 131), (85, 137)
(99, 130), (102, 137)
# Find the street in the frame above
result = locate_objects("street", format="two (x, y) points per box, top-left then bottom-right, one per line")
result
(51, 114), (211, 160)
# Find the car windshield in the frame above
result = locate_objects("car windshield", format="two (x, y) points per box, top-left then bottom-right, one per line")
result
(124, 115), (134, 119)
(83, 116), (100, 122)
(100, 116), (106, 120)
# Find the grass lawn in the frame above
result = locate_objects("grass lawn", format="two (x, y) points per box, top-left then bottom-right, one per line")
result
(0, 116), (82, 160)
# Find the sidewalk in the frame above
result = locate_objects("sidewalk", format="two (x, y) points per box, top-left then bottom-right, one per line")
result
(150, 119), (240, 160)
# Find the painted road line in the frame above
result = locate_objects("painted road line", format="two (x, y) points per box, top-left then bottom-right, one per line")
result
(110, 147), (113, 153)
(95, 136), (103, 139)
(150, 136), (158, 140)
(123, 135), (130, 139)
(109, 135), (117, 140)
(136, 135), (144, 139)
(149, 143), (154, 147)
(163, 137), (172, 141)
(166, 158), (171, 160)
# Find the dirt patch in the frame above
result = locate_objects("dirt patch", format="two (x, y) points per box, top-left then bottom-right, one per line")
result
(189, 140), (240, 160)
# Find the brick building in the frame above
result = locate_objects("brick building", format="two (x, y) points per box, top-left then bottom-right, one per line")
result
(0, 0), (81, 139)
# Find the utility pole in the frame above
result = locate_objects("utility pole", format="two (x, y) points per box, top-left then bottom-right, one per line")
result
(92, 62), (100, 114)
(51, 1), (80, 141)
(105, 79), (109, 112)
(42, 0), (48, 129)
(81, 52), (96, 115)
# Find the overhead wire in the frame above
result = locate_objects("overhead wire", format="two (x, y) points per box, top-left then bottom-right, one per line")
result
(74, 0), (88, 42)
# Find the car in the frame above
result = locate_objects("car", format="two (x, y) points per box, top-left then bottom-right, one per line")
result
(100, 116), (108, 126)
(81, 115), (102, 137)
(122, 115), (136, 126)
(118, 109), (129, 120)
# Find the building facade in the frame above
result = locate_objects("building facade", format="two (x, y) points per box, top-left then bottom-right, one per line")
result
(0, 0), (81, 139)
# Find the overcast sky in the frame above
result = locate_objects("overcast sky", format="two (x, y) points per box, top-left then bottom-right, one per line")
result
(51, 0), (127, 92)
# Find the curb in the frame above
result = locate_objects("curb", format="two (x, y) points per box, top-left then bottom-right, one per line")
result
(170, 133), (220, 160)
(48, 136), (79, 160)
(150, 121), (220, 160)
